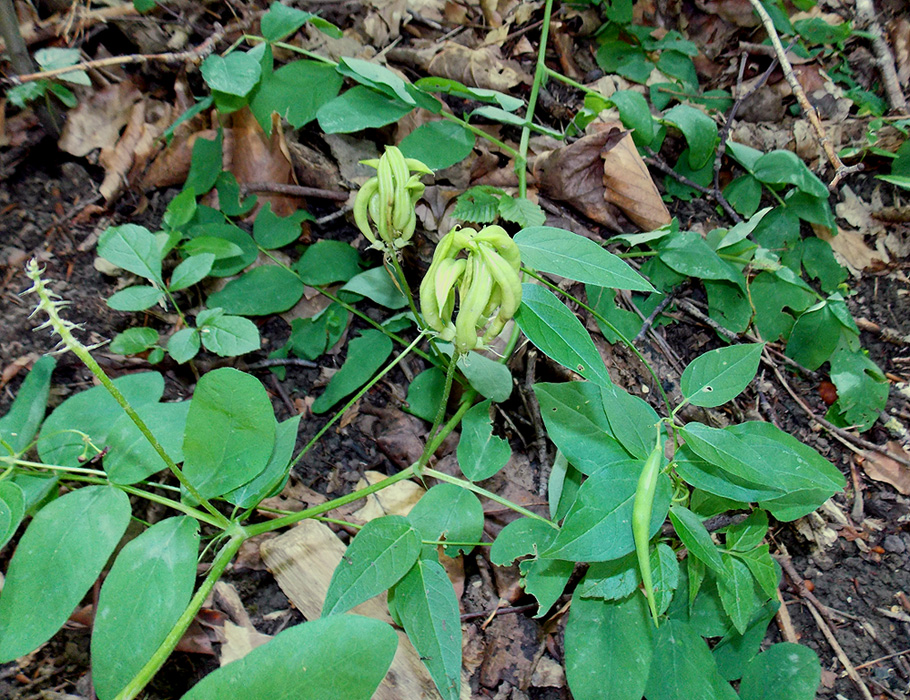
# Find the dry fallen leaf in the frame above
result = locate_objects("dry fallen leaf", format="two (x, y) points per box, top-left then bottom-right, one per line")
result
(814, 225), (888, 276)
(533, 123), (671, 231)
(361, 0), (406, 46)
(221, 109), (302, 218)
(212, 581), (273, 665)
(98, 99), (146, 202)
(261, 519), (470, 699)
(58, 81), (141, 158)
(349, 470), (426, 523)
(862, 443), (910, 495)
(890, 17), (910, 88)
(219, 620), (273, 666)
(389, 40), (532, 92)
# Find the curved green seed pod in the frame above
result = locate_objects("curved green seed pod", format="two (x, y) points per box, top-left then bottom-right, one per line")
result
(376, 155), (395, 240)
(474, 225), (521, 271)
(633, 436), (663, 627)
(353, 177), (380, 246)
(454, 255), (494, 354)
(478, 244), (521, 321)
(405, 157), (433, 175)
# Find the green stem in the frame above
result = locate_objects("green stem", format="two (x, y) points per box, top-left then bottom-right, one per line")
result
(2, 457), (106, 478)
(288, 331), (427, 472)
(161, 287), (187, 328)
(518, 0), (555, 198)
(113, 533), (246, 700)
(387, 253), (446, 366)
(25, 265), (230, 529)
(522, 268), (673, 417)
(544, 67), (602, 99)
(242, 34), (337, 64)
(53, 474), (225, 528)
(245, 466), (418, 537)
(418, 354), (459, 475)
(439, 111), (521, 160)
(423, 468), (557, 528)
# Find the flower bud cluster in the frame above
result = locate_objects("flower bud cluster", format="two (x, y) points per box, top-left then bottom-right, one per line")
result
(419, 225), (522, 355)
(353, 146), (432, 253)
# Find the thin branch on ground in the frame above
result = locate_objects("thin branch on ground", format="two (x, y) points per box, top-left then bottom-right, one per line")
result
(769, 358), (910, 469)
(854, 0), (908, 112)
(239, 182), (349, 201)
(746, 0), (864, 187)
(777, 551), (876, 700)
(775, 589), (800, 643)
(712, 39), (797, 218)
(4, 26), (224, 86)
(803, 599), (876, 700)
(643, 147), (741, 222)
(634, 289), (677, 343)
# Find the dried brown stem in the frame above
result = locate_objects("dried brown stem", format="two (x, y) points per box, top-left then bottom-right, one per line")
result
(855, 0), (908, 112)
(769, 358), (910, 469)
(746, 0), (864, 187)
(239, 182), (349, 201)
(6, 26), (224, 86)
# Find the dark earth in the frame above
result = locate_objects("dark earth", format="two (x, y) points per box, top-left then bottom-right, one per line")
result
(2, 2), (910, 699)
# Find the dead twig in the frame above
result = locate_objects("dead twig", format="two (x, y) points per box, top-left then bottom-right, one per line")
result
(775, 589), (800, 643)
(746, 0), (864, 187)
(854, 0), (908, 113)
(769, 357), (910, 469)
(777, 552), (876, 700)
(5, 25), (224, 86)
(634, 289), (677, 343)
(643, 148), (741, 223)
(239, 182), (349, 202)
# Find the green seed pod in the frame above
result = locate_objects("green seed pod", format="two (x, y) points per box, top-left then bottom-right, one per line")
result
(418, 225), (523, 356)
(352, 146), (431, 254)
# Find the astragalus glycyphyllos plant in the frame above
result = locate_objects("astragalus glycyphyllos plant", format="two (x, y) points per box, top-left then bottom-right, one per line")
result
(1, 206), (838, 700)
(0, 0), (863, 696)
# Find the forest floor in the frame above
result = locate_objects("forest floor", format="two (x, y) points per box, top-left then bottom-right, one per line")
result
(2, 0), (910, 699)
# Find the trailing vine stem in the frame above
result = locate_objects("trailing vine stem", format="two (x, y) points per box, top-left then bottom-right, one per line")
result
(112, 532), (245, 700)
(520, 267), (674, 418)
(24, 260), (231, 529)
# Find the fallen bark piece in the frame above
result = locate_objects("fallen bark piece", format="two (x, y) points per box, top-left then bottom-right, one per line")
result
(260, 519), (470, 699)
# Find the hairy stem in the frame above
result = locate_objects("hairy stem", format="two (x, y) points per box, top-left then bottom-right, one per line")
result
(113, 533), (245, 700)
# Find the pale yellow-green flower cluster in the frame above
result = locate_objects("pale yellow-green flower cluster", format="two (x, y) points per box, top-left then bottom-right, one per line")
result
(353, 146), (431, 253)
(419, 225), (522, 355)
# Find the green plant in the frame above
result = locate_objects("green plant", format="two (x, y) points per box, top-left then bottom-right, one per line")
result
(2, 0), (893, 698)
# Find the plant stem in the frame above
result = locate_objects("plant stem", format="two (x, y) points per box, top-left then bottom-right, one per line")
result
(423, 467), (557, 527)
(439, 111), (521, 159)
(287, 332), (427, 472)
(113, 533), (246, 700)
(53, 474), (225, 528)
(517, 0), (555, 198)
(544, 67), (602, 99)
(250, 388), (480, 538)
(2, 457), (106, 478)
(245, 466), (418, 537)
(25, 263), (230, 529)
(521, 268), (673, 417)
(387, 253), (447, 366)
(417, 353), (459, 475)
